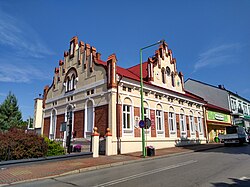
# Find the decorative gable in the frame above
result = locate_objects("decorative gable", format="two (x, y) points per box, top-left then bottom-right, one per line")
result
(147, 41), (184, 93)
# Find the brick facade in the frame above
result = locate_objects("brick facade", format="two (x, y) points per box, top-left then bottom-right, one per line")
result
(74, 110), (84, 138)
(176, 114), (180, 137)
(150, 109), (156, 137)
(95, 105), (108, 137)
(164, 112), (169, 137)
(43, 117), (50, 138)
(134, 107), (141, 137)
(56, 114), (65, 139)
(117, 104), (122, 138)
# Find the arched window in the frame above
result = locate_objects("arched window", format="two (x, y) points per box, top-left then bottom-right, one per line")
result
(161, 67), (166, 84)
(197, 113), (203, 134)
(156, 104), (164, 134)
(169, 107), (176, 133)
(71, 74), (75, 90)
(171, 72), (175, 87)
(180, 109), (186, 135)
(122, 97), (133, 133)
(189, 111), (194, 134)
(50, 109), (56, 140)
(86, 100), (94, 133)
(66, 77), (71, 92)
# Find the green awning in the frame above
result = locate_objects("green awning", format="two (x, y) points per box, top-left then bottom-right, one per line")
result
(244, 115), (250, 120)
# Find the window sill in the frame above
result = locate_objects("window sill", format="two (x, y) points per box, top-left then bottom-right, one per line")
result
(123, 129), (133, 133)
(157, 131), (164, 134)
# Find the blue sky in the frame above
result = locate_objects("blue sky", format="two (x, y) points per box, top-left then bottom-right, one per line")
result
(0, 0), (250, 120)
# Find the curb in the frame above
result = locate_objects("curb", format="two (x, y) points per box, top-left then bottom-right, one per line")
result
(2, 145), (224, 186)
(0, 152), (93, 167)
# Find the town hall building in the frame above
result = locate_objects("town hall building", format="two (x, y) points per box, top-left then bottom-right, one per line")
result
(42, 36), (207, 155)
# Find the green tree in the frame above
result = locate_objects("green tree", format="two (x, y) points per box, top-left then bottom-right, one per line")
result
(0, 92), (23, 131)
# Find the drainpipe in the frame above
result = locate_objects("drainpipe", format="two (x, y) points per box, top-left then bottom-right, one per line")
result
(116, 75), (123, 154)
(203, 105), (209, 143)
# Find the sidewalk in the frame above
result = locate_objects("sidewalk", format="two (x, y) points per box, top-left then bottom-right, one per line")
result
(0, 143), (223, 186)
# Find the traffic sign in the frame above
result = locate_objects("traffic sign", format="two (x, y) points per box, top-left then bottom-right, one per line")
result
(145, 118), (151, 129)
(139, 120), (145, 128)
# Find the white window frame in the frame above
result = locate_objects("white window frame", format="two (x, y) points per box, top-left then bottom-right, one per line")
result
(156, 110), (164, 135)
(231, 98), (237, 111)
(180, 113), (186, 135)
(197, 117), (203, 135)
(169, 112), (176, 133)
(189, 115), (195, 135)
(49, 109), (57, 140)
(85, 99), (94, 138)
(122, 104), (133, 133)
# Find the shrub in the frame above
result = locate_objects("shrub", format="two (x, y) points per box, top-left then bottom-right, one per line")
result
(0, 128), (48, 161)
(44, 137), (65, 157)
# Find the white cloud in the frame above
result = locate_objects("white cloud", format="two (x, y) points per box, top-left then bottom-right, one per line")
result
(0, 8), (54, 58)
(0, 92), (6, 97)
(0, 62), (51, 83)
(193, 43), (241, 72)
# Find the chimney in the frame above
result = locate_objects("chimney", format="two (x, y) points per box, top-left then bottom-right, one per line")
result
(96, 52), (101, 60)
(107, 54), (117, 89)
(218, 85), (225, 89)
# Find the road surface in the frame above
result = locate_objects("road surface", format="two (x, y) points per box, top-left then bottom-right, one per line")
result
(11, 145), (250, 187)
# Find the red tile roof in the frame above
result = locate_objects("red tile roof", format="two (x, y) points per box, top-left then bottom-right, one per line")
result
(95, 59), (205, 103)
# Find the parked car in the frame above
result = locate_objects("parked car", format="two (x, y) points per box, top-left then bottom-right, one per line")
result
(218, 125), (249, 146)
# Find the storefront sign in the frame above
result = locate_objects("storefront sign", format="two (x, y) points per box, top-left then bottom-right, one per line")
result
(215, 114), (224, 121)
(207, 111), (229, 122)
(234, 118), (244, 126)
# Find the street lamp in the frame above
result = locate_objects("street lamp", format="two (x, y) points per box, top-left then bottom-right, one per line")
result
(140, 40), (165, 157)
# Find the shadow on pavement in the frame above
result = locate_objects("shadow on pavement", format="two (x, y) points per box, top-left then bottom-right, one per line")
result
(211, 178), (250, 187)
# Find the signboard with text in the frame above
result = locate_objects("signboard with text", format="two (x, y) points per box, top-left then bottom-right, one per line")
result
(207, 111), (230, 123)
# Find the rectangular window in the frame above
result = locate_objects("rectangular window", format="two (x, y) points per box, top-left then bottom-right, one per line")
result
(189, 115), (194, 133)
(169, 112), (175, 132)
(128, 87), (132, 92)
(238, 101), (243, 113)
(243, 103), (247, 115)
(198, 117), (203, 134)
(180, 114), (185, 133)
(122, 86), (126, 91)
(231, 98), (237, 111)
(156, 110), (163, 131)
(123, 105), (131, 130)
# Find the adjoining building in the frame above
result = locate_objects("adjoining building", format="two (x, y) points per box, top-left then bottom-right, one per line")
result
(42, 36), (207, 155)
(205, 103), (232, 142)
(185, 79), (250, 137)
(33, 98), (43, 134)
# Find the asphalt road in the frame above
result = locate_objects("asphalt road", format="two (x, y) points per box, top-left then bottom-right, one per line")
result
(11, 145), (250, 187)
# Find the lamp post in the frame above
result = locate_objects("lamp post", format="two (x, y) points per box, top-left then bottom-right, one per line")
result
(140, 40), (164, 157)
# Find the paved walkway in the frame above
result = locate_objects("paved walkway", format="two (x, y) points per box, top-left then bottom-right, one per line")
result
(0, 143), (223, 186)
